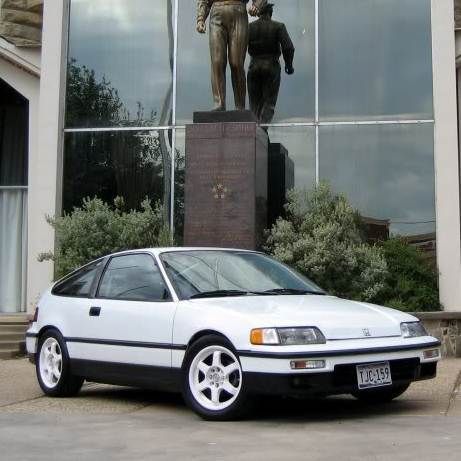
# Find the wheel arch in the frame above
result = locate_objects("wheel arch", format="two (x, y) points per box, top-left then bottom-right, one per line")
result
(37, 325), (63, 340)
(182, 330), (236, 367)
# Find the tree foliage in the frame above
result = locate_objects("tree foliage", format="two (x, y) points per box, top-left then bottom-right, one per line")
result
(265, 183), (388, 302)
(376, 238), (441, 312)
(265, 183), (441, 311)
(38, 197), (172, 280)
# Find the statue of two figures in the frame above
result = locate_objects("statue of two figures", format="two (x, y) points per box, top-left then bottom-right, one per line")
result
(196, 0), (295, 124)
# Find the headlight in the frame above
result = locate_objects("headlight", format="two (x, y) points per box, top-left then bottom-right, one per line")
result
(401, 321), (428, 338)
(250, 327), (326, 345)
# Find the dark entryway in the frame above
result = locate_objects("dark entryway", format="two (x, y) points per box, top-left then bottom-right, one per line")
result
(0, 78), (28, 313)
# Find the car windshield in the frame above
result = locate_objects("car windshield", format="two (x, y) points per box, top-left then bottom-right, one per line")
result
(159, 251), (325, 300)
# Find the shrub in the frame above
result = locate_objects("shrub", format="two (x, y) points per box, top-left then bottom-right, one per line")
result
(376, 238), (441, 312)
(265, 183), (388, 302)
(38, 197), (172, 279)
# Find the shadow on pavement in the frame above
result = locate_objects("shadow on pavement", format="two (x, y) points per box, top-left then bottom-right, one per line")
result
(75, 383), (438, 422)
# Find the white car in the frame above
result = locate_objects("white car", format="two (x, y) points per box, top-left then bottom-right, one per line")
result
(26, 248), (441, 420)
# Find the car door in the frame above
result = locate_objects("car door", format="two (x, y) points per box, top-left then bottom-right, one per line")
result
(65, 253), (178, 369)
(50, 258), (106, 344)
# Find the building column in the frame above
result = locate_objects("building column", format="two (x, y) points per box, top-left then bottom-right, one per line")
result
(432, 0), (461, 311)
(26, 0), (67, 311)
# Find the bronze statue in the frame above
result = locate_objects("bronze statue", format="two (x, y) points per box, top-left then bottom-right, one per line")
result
(197, 0), (260, 111)
(247, 1), (295, 123)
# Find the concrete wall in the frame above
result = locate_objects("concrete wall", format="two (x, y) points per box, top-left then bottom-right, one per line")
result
(432, 0), (461, 311)
(414, 312), (461, 357)
(25, 0), (66, 312)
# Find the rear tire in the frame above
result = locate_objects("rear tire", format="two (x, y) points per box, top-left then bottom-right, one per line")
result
(182, 335), (250, 421)
(36, 329), (83, 397)
(352, 383), (410, 404)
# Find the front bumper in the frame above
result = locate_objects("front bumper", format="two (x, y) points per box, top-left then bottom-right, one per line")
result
(238, 338), (441, 396)
(244, 357), (437, 396)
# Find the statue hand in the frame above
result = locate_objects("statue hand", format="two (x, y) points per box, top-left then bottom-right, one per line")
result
(197, 21), (206, 34)
(285, 66), (295, 75)
(249, 5), (259, 17)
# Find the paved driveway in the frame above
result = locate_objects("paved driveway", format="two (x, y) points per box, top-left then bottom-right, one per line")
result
(1, 358), (460, 460)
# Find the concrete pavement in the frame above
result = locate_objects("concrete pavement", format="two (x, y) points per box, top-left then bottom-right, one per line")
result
(0, 358), (460, 460)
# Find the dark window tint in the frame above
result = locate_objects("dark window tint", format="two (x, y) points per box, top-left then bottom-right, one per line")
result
(53, 260), (104, 297)
(98, 254), (170, 302)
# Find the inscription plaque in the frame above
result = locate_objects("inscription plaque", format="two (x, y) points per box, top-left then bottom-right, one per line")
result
(184, 119), (268, 250)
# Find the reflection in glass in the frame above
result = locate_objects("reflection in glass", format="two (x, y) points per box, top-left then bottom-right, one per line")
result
(267, 127), (316, 191)
(319, 0), (433, 121)
(176, 0), (315, 124)
(63, 130), (172, 218)
(173, 129), (186, 242)
(66, 0), (174, 128)
(319, 124), (435, 237)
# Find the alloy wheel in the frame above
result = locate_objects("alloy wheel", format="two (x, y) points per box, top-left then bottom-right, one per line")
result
(188, 345), (242, 411)
(39, 337), (63, 389)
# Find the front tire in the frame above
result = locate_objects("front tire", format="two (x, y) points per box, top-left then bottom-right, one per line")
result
(352, 383), (410, 404)
(36, 330), (83, 397)
(182, 335), (250, 420)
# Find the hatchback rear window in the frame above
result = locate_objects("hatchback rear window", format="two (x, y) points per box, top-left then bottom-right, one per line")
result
(53, 260), (104, 297)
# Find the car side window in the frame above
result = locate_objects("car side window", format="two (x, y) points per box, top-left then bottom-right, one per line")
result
(53, 260), (104, 297)
(97, 254), (171, 302)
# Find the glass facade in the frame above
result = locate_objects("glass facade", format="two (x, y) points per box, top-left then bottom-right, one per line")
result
(64, 0), (435, 243)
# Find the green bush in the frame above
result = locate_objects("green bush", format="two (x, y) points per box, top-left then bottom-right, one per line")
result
(265, 183), (388, 302)
(38, 197), (172, 279)
(376, 238), (441, 312)
(265, 183), (441, 311)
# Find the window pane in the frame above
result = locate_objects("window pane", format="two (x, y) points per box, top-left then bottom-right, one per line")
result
(98, 254), (170, 301)
(53, 260), (104, 297)
(173, 129), (186, 243)
(63, 130), (171, 215)
(319, 0), (433, 121)
(174, 127), (315, 241)
(176, 0), (315, 124)
(0, 79), (28, 186)
(319, 124), (435, 237)
(66, 0), (174, 128)
(266, 126), (316, 191)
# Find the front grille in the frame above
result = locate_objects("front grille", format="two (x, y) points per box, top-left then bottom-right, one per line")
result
(333, 358), (420, 388)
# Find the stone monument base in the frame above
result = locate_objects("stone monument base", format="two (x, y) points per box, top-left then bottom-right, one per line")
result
(184, 111), (268, 250)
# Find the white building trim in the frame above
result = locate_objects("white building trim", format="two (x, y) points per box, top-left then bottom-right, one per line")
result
(26, 0), (66, 311)
(432, 0), (461, 311)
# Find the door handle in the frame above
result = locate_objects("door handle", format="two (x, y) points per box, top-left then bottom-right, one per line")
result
(89, 306), (101, 317)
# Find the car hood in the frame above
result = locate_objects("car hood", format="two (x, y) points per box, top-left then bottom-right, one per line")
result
(188, 295), (417, 340)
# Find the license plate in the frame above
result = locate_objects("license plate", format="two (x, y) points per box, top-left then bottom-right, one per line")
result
(356, 362), (392, 390)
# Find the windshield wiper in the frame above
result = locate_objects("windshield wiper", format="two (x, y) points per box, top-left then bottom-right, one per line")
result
(263, 288), (326, 296)
(189, 290), (251, 300)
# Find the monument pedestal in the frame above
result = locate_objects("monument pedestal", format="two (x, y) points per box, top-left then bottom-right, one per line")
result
(184, 111), (268, 250)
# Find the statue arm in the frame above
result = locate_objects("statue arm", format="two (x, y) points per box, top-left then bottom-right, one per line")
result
(279, 24), (295, 71)
(197, 0), (211, 24)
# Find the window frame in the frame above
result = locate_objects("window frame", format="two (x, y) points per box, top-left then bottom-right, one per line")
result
(95, 252), (173, 303)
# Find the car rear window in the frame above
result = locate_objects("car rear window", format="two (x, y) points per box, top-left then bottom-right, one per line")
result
(52, 259), (104, 297)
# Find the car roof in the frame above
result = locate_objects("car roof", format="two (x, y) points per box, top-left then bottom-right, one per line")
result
(112, 247), (259, 257)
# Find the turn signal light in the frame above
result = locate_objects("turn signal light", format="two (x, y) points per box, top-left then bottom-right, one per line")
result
(250, 328), (279, 345)
(423, 349), (440, 360)
(290, 360), (326, 370)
